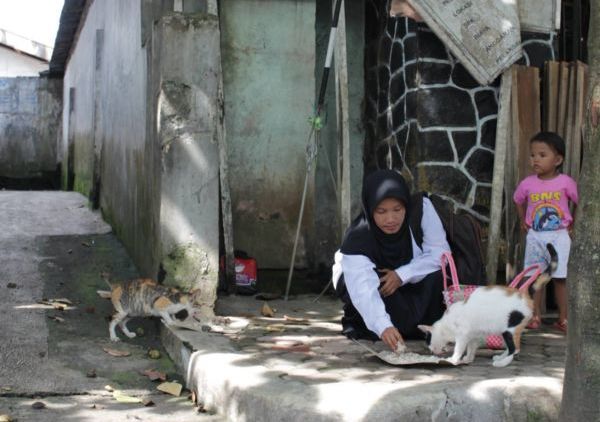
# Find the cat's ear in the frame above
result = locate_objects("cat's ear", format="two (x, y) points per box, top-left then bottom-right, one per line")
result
(417, 324), (432, 333)
(189, 288), (202, 303)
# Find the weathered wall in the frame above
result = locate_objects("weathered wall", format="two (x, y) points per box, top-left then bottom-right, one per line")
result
(62, 0), (161, 277)
(150, 13), (221, 316)
(0, 76), (62, 185)
(62, 1), (221, 307)
(220, 0), (318, 269)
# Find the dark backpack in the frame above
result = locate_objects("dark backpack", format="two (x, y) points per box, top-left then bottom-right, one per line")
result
(409, 192), (487, 286)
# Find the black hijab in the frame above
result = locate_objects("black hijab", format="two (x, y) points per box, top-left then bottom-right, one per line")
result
(340, 169), (413, 269)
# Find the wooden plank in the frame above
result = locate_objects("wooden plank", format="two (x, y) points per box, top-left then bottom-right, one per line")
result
(335, 0), (352, 233)
(504, 65), (540, 282)
(516, 65), (540, 181)
(556, 62), (570, 139)
(504, 66), (520, 282)
(543, 61), (560, 132)
(486, 70), (512, 284)
(570, 61), (587, 181)
(563, 62), (577, 174)
(213, 3), (236, 294)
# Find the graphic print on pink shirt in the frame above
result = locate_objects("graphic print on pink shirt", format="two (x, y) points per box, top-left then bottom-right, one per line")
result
(513, 174), (578, 231)
(531, 202), (562, 231)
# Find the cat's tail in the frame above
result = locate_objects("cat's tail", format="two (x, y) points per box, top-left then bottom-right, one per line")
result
(532, 243), (558, 291)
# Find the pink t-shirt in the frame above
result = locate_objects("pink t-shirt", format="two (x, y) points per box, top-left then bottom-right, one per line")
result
(513, 174), (578, 231)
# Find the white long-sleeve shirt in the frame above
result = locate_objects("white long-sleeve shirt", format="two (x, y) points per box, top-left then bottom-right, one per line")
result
(332, 197), (450, 337)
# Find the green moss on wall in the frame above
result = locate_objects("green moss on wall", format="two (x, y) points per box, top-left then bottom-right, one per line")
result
(162, 243), (212, 291)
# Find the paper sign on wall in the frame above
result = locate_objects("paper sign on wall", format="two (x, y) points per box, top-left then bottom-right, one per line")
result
(408, 0), (523, 86)
(519, 0), (561, 33)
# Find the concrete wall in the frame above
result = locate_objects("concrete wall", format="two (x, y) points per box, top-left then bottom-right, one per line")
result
(60, 0), (366, 297)
(62, 1), (221, 312)
(0, 76), (62, 184)
(62, 0), (161, 277)
(149, 13), (221, 315)
(220, 0), (318, 269)
(0, 45), (49, 77)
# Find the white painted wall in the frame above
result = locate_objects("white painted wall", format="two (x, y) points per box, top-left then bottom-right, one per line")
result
(0, 46), (48, 77)
(62, 0), (161, 276)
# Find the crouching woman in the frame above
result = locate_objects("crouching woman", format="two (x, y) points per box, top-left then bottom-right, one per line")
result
(332, 169), (450, 351)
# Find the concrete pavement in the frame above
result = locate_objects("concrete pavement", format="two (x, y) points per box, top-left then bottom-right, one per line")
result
(164, 294), (566, 421)
(0, 191), (220, 421)
(0, 191), (567, 421)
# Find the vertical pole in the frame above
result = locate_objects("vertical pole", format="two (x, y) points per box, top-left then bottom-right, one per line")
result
(284, 0), (343, 301)
(486, 69), (512, 284)
(335, 0), (352, 233)
(211, 0), (236, 294)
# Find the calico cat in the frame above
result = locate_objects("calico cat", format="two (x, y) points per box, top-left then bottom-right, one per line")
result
(418, 244), (558, 367)
(106, 278), (201, 342)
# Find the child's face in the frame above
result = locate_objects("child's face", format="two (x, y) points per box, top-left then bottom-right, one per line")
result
(530, 141), (563, 178)
(390, 0), (423, 21)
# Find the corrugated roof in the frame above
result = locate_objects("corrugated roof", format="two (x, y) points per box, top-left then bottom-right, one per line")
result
(47, 0), (87, 77)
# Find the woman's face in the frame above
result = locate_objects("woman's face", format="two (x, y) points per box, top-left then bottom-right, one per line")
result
(373, 197), (406, 234)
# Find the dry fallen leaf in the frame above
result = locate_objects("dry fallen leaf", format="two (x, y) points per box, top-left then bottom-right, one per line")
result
(53, 298), (73, 305)
(142, 398), (155, 407)
(261, 302), (275, 317)
(270, 344), (311, 353)
(283, 315), (309, 324)
(31, 401), (46, 409)
(0, 414), (14, 422)
(48, 315), (65, 323)
(112, 390), (142, 403)
(141, 369), (167, 382)
(104, 385), (114, 392)
(157, 381), (183, 397)
(102, 347), (131, 357)
(147, 349), (161, 359)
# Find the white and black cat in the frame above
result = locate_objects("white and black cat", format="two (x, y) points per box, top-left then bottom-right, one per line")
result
(106, 278), (201, 342)
(418, 244), (558, 367)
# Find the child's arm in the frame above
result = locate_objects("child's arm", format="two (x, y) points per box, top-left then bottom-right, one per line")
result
(569, 203), (578, 234)
(516, 202), (528, 232)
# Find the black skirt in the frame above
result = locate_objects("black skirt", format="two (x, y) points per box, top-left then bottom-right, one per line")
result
(335, 270), (445, 340)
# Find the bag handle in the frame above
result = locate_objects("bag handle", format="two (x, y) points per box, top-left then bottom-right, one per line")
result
(508, 264), (543, 291)
(441, 251), (460, 291)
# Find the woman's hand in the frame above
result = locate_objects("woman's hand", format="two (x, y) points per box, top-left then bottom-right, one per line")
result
(381, 326), (403, 351)
(378, 269), (402, 297)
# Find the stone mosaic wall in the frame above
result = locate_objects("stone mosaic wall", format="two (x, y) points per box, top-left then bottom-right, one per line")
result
(364, 0), (556, 222)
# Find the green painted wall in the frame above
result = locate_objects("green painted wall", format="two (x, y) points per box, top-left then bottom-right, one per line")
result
(221, 0), (318, 269)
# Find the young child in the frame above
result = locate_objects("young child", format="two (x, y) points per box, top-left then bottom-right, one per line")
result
(513, 132), (578, 333)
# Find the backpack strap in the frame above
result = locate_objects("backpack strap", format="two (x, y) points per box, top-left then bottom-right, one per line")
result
(409, 192), (427, 249)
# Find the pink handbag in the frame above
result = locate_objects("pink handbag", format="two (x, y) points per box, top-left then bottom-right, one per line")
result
(441, 251), (542, 349)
